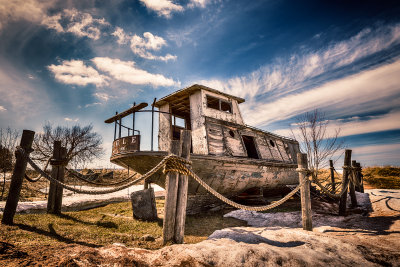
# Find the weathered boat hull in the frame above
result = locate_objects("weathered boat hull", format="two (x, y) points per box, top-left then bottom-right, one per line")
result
(111, 151), (299, 212)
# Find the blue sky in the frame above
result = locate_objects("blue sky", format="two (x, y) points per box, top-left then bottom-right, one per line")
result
(0, 0), (399, 167)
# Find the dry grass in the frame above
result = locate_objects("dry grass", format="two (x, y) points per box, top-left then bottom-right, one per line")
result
(0, 200), (246, 251)
(363, 166), (400, 189)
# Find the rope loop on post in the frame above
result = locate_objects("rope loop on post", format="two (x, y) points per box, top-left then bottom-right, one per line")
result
(50, 158), (68, 166)
(163, 154), (192, 176)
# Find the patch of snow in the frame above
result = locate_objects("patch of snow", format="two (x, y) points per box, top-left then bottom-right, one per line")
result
(0, 184), (164, 214)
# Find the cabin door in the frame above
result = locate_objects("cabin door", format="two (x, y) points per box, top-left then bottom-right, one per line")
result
(241, 135), (260, 159)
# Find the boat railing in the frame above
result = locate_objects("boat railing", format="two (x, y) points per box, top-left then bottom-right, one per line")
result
(107, 99), (174, 155)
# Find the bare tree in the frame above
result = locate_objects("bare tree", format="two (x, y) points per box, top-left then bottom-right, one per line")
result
(32, 123), (104, 168)
(291, 109), (344, 172)
(0, 127), (20, 200)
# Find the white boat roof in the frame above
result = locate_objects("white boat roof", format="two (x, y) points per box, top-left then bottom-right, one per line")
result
(154, 84), (245, 108)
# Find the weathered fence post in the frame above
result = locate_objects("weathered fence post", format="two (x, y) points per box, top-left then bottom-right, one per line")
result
(349, 160), (358, 207)
(54, 146), (66, 214)
(356, 162), (364, 193)
(297, 153), (312, 231)
(329, 160), (335, 193)
(163, 140), (181, 244)
(47, 141), (64, 214)
(2, 130), (35, 225)
(174, 130), (191, 243)
(339, 149), (352, 216)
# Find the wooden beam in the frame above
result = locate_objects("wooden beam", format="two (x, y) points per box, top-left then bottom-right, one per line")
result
(105, 102), (148, 123)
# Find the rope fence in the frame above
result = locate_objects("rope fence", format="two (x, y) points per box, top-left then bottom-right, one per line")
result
(18, 146), (363, 212)
(20, 147), (304, 212)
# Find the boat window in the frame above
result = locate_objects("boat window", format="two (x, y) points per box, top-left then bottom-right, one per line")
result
(269, 140), (275, 147)
(242, 135), (259, 159)
(207, 95), (220, 110)
(206, 95), (232, 113)
(220, 101), (232, 113)
(172, 115), (185, 128)
(172, 115), (185, 140)
(229, 130), (235, 137)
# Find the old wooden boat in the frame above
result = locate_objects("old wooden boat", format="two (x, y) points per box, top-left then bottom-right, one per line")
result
(106, 84), (300, 213)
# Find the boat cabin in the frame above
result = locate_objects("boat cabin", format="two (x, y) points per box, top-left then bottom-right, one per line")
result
(106, 84), (299, 164)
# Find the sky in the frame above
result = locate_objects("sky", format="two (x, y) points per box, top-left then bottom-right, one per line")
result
(0, 0), (399, 168)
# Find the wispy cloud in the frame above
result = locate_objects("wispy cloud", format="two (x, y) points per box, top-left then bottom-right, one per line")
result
(112, 27), (129, 45)
(42, 9), (110, 40)
(188, 0), (211, 8)
(84, 102), (102, 108)
(92, 57), (179, 87)
(64, 117), (79, 122)
(93, 92), (111, 101)
(352, 143), (400, 166)
(197, 23), (400, 127)
(139, 0), (184, 18)
(48, 60), (109, 87)
(275, 110), (400, 138)
(0, 0), (53, 31)
(244, 59), (400, 127)
(0, 62), (50, 126)
(0, 105), (6, 112)
(200, 24), (400, 98)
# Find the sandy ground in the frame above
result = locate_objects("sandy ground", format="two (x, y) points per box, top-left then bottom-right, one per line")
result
(1, 189), (399, 266)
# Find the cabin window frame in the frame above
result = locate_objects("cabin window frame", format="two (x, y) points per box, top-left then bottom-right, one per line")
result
(206, 95), (233, 114)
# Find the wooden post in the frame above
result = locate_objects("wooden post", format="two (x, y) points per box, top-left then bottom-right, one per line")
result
(356, 162), (364, 193)
(329, 160), (335, 193)
(339, 149), (352, 216)
(53, 146), (66, 214)
(297, 153), (312, 231)
(174, 130), (191, 243)
(163, 140), (181, 244)
(144, 179), (150, 189)
(2, 130), (35, 225)
(47, 141), (61, 214)
(349, 160), (358, 207)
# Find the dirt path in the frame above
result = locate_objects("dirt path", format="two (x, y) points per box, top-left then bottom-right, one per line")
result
(1, 190), (399, 266)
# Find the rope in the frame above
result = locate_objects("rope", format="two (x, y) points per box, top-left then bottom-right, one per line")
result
(183, 167), (305, 212)
(311, 173), (349, 199)
(21, 147), (172, 195)
(19, 147), (306, 212)
(350, 167), (362, 187)
(65, 168), (139, 187)
(24, 158), (51, 182)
